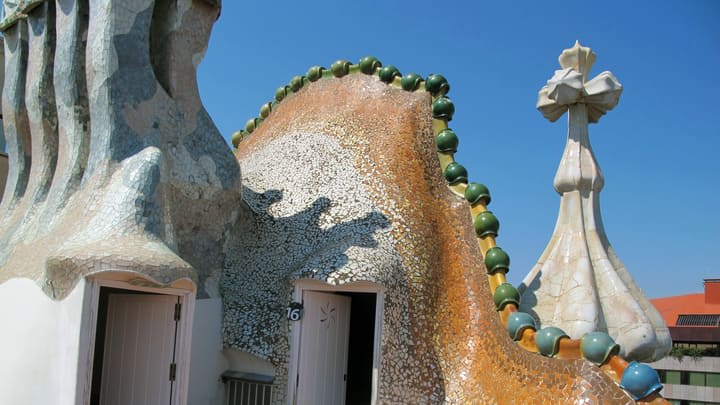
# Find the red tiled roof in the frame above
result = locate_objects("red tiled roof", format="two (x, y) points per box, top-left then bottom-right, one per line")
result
(651, 293), (720, 327)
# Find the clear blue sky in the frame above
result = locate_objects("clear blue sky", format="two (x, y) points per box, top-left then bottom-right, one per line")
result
(1, 1), (712, 298)
(198, 0), (719, 299)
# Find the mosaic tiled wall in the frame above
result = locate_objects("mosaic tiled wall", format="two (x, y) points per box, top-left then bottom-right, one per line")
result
(224, 73), (636, 403)
(0, 1), (240, 298)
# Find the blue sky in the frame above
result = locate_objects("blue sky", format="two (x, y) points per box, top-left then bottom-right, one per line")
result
(198, 0), (719, 298)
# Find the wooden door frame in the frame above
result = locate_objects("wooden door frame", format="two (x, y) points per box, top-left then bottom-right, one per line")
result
(76, 275), (196, 405)
(287, 280), (385, 405)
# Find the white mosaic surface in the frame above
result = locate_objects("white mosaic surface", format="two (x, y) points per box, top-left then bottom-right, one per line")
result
(223, 131), (439, 403)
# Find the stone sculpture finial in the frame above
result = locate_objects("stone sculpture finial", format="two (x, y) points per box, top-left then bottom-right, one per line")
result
(559, 40), (596, 78)
(518, 42), (671, 362)
(536, 42), (622, 124)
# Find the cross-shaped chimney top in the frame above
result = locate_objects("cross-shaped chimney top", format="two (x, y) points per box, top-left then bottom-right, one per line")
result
(558, 40), (596, 82)
(537, 41), (623, 124)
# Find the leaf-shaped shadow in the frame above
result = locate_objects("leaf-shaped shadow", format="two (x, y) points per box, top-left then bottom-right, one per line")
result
(220, 186), (391, 361)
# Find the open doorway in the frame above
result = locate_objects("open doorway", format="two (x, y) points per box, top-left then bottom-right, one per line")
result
(290, 282), (383, 405)
(338, 292), (376, 405)
(89, 287), (182, 405)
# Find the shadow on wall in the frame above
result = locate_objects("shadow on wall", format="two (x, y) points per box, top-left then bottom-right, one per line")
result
(0, 121), (6, 202)
(220, 186), (390, 362)
(518, 275), (541, 326)
(0, 153), (7, 203)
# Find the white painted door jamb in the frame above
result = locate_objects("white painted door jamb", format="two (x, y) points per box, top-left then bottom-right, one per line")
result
(75, 276), (196, 405)
(287, 280), (384, 405)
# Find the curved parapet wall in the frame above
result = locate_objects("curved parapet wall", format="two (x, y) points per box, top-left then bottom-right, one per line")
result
(0, 0), (240, 298)
(226, 59), (667, 403)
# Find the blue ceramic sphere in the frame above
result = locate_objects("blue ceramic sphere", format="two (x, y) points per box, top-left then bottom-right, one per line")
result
(535, 326), (569, 357)
(619, 362), (663, 400)
(507, 312), (536, 341)
(580, 332), (620, 365)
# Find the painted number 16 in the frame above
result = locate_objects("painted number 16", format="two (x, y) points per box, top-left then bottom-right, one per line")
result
(287, 303), (303, 321)
(287, 308), (301, 321)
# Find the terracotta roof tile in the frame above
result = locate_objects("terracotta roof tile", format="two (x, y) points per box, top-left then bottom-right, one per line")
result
(651, 293), (720, 326)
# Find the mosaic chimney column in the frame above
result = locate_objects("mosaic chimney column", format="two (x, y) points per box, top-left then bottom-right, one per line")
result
(518, 41), (671, 362)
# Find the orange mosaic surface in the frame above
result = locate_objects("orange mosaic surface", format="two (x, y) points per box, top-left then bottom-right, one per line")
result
(235, 72), (665, 403)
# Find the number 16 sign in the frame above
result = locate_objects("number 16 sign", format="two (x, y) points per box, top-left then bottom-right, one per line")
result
(287, 302), (304, 321)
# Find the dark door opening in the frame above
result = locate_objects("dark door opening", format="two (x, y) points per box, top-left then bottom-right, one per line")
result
(338, 292), (377, 405)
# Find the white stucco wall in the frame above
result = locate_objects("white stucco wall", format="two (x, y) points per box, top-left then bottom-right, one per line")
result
(0, 280), (273, 405)
(188, 297), (228, 405)
(187, 298), (277, 405)
(0, 278), (86, 405)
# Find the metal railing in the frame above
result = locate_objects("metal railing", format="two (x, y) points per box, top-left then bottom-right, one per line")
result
(222, 371), (273, 405)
